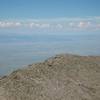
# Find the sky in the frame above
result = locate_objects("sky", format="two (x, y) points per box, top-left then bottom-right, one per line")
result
(0, 0), (100, 34)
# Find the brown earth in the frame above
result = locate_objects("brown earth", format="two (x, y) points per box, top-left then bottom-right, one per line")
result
(0, 54), (100, 100)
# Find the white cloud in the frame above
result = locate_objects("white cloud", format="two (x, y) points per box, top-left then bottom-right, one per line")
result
(29, 22), (35, 28)
(69, 22), (75, 27)
(78, 21), (91, 28)
(0, 16), (100, 32)
(29, 22), (50, 28)
(40, 23), (50, 28)
(15, 22), (22, 26)
(0, 21), (22, 28)
(56, 24), (63, 29)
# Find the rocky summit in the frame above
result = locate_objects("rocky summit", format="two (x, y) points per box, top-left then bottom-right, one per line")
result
(0, 54), (100, 100)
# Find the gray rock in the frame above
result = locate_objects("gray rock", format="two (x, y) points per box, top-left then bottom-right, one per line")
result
(0, 54), (100, 100)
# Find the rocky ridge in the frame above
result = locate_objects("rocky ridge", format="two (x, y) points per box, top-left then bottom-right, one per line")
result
(0, 54), (100, 100)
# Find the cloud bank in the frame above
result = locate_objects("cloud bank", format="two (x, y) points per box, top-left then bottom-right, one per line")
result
(0, 16), (100, 32)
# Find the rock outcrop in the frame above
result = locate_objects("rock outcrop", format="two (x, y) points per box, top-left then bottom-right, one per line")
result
(0, 54), (100, 100)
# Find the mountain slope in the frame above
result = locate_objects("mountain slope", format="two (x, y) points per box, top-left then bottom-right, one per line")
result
(0, 54), (100, 100)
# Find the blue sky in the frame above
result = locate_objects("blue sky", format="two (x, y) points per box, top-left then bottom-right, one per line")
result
(0, 0), (100, 18)
(0, 0), (100, 34)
